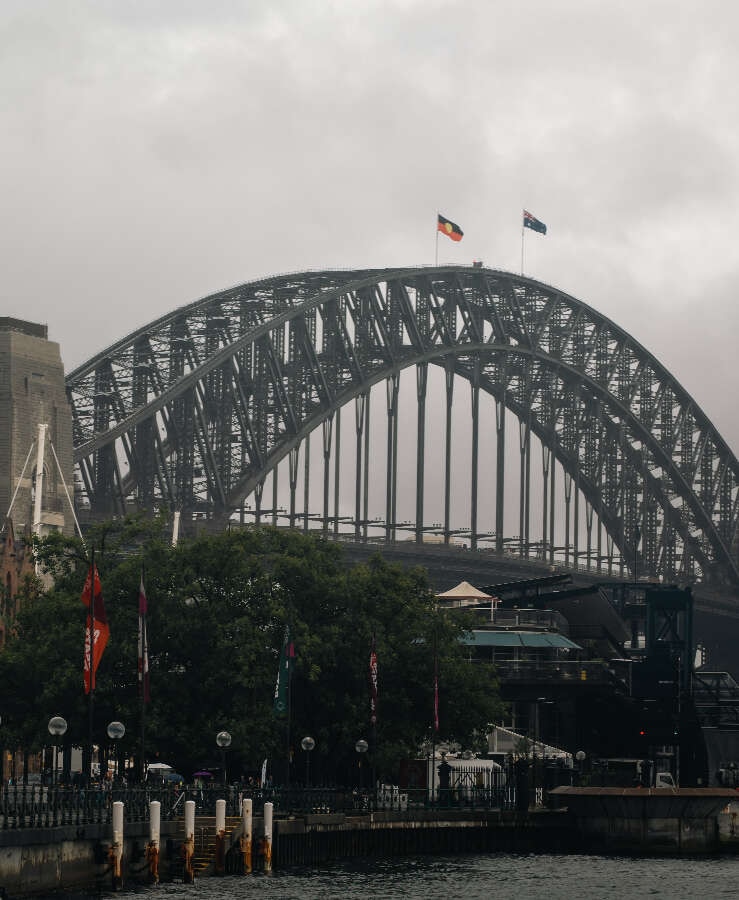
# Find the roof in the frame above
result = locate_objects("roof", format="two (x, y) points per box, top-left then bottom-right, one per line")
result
(437, 580), (494, 600)
(465, 630), (581, 650)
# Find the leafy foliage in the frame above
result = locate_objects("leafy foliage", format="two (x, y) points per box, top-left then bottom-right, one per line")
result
(2, 519), (504, 784)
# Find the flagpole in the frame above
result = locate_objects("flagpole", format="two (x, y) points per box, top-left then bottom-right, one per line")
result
(370, 634), (378, 797)
(431, 657), (437, 806)
(88, 544), (95, 785)
(435, 215), (439, 267)
(521, 223), (525, 275)
(140, 564), (146, 783)
(431, 623), (438, 805)
(286, 630), (292, 793)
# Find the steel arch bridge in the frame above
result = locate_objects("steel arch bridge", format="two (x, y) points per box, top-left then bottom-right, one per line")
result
(66, 267), (739, 587)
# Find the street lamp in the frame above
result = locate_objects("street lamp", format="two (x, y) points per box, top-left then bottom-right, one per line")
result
(301, 736), (315, 787)
(216, 731), (232, 785)
(107, 721), (125, 783)
(47, 716), (68, 787)
(575, 750), (586, 784)
(355, 739), (368, 789)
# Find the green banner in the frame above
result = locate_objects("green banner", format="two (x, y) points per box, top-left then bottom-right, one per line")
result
(273, 626), (294, 717)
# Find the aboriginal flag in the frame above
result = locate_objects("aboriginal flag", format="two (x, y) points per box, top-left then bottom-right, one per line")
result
(437, 214), (463, 241)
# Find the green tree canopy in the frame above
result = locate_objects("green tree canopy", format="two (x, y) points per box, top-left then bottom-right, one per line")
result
(1, 518), (504, 784)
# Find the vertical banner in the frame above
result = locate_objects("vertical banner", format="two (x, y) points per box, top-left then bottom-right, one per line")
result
(369, 635), (378, 726)
(81, 565), (109, 694)
(273, 626), (294, 716)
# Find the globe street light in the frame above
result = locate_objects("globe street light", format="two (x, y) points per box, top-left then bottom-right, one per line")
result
(107, 721), (126, 783)
(48, 716), (68, 787)
(301, 736), (315, 787)
(575, 750), (586, 785)
(216, 731), (232, 785)
(355, 739), (368, 790)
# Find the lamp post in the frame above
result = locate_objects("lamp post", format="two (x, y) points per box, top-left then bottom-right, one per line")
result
(575, 750), (586, 785)
(216, 731), (232, 786)
(301, 736), (315, 787)
(355, 739), (368, 790)
(47, 716), (68, 787)
(107, 721), (125, 783)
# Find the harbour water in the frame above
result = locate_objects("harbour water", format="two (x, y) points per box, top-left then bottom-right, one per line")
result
(82, 853), (738, 899)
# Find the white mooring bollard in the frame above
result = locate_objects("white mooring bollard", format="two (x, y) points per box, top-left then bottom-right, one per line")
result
(110, 800), (124, 891)
(215, 798), (227, 875)
(147, 800), (161, 883)
(263, 801), (274, 874)
(183, 799), (196, 883)
(241, 797), (253, 874)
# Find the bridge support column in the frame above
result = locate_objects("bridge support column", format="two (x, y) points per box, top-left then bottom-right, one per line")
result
(254, 480), (264, 526)
(355, 394), (366, 540)
(444, 363), (454, 546)
(541, 447), (550, 561)
(363, 394), (370, 540)
(495, 395), (506, 554)
(304, 435), (310, 532)
(549, 456), (556, 565)
(574, 473), (580, 570)
(385, 374), (399, 542)
(470, 372), (480, 551)
(416, 365), (427, 545)
(322, 415), (334, 535)
(334, 407), (341, 535)
(564, 473), (572, 568)
(289, 446), (299, 528)
(519, 419), (530, 558)
(585, 501), (594, 571)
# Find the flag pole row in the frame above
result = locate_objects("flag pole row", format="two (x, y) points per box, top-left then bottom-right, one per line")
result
(79, 571), (445, 788)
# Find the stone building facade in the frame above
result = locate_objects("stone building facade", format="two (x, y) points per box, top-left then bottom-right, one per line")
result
(0, 518), (34, 649)
(0, 317), (74, 537)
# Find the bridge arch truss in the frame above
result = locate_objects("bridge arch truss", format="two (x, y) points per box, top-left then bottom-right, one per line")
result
(66, 267), (739, 587)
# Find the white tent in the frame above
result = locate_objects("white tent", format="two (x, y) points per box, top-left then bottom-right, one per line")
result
(436, 581), (500, 609)
(487, 725), (572, 765)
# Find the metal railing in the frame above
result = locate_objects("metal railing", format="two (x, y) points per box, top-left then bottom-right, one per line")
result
(0, 764), (579, 830)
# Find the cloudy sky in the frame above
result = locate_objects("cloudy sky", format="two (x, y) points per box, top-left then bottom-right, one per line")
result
(2, 0), (737, 455)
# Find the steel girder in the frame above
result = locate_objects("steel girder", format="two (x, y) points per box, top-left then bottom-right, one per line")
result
(66, 267), (739, 586)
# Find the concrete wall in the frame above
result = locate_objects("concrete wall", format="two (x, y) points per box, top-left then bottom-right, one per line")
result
(0, 822), (180, 897)
(577, 814), (718, 853)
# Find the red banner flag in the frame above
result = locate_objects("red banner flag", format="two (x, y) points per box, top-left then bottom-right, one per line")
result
(138, 572), (150, 703)
(369, 636), (378, 726)
(82, 564), (110, 694)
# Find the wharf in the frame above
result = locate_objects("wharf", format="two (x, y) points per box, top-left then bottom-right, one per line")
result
(2, 795), (739, 896)
(550, 787), (739, 854)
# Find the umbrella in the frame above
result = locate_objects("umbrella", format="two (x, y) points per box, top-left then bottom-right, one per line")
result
(147, 763), (173, 771)
(193, 770), (213, 778)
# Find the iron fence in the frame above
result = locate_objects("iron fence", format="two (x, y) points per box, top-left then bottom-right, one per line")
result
(0, 762), (578, 829)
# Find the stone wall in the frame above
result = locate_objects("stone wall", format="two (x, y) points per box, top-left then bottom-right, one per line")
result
(0, 318), (74, 537)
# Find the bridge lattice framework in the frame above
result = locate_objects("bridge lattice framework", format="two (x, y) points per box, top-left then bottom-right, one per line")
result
(65, 267), (739, 587)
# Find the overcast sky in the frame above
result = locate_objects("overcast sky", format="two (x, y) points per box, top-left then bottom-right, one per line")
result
(2, 0), (737, 455)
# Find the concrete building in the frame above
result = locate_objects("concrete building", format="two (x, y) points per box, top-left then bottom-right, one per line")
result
(0, 317), (74, 537)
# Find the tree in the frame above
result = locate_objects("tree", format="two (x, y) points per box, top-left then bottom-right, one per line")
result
(2, 519), (504, 784)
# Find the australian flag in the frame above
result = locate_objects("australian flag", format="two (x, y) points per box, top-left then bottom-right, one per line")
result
(523, 210), (547, 235)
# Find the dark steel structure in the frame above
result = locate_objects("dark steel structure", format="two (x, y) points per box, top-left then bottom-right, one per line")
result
(66, 267), (739, 587)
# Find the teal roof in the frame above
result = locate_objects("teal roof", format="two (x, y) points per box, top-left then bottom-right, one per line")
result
(465, 630), (581, 650)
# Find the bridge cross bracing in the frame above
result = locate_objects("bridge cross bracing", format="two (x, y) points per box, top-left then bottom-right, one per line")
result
(65, 267), (739, 588)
